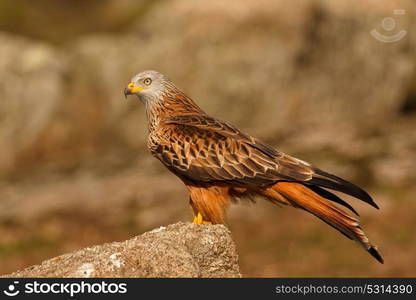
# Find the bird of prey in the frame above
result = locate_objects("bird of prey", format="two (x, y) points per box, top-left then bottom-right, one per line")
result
(124, 70), (383, 263)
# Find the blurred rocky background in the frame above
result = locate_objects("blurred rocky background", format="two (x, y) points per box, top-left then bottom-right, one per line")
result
(0, 0), (415, 276)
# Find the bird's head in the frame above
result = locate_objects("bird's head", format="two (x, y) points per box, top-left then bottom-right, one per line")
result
(124, 70), (168, 103)
(124, 70), (204, 117)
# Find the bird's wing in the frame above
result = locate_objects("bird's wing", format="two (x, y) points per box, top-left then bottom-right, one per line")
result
(151, 114), (379, 210)
(151, 114), (313, 186)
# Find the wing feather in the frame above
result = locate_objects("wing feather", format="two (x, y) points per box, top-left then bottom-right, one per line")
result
(151, 114), (311, 185)
(150, 114), (378, 210)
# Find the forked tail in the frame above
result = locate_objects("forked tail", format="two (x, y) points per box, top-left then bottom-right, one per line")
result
(271, 182), (383, 263)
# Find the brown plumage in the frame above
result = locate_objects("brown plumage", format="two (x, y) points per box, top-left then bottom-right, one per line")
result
(124, 70), (383, 264)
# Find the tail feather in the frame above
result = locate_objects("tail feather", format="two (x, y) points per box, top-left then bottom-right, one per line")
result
(310, 168), (379, 209)
(271, 181), (384, 263)
(305, 185), (359, 216)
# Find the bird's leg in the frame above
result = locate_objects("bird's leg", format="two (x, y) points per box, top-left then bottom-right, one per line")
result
(192, 212), (212, 225)
(189, 196), (213, 224)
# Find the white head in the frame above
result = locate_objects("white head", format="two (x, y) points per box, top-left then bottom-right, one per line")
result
(124, 71), (204, 126)
(124, 70), (172, 104)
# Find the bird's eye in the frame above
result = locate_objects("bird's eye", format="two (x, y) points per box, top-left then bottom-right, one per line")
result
(143, 78), (152, 85)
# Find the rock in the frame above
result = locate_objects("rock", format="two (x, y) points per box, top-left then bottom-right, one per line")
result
(2, 222), (241, 278)
(0, 33), (66, 175)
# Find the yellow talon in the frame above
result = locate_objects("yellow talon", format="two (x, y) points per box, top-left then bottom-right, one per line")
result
(193, 212), (203, 225)
(193, 212), (212, 225)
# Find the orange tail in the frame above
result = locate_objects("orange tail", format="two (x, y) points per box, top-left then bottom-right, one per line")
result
(270, 182), (383, 263)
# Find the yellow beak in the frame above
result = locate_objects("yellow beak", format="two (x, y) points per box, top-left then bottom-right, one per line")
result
(124, 82), (144, 97)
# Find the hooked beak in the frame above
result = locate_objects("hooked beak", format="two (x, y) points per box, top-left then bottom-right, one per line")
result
(124, 82), (144, 98)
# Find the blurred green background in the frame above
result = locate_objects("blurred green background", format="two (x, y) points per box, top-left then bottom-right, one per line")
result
(0, 0), (415, 276)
